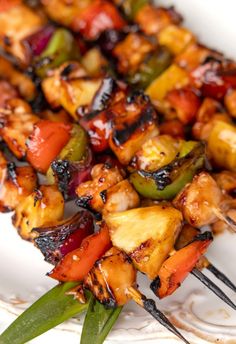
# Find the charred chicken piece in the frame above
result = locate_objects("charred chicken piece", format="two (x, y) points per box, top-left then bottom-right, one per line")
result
(214, 171), (236, 197)
(175, 43), (221, 72)
(109, 92), (159, 165)
(13, 185), (64, 240)
(0, 1), (46, 66)
(173, 172), (236, 230)
(34, 211), (94, 265)
(135, 5), (182, 36)
(76, 163), (124, 213)
(0, 153), (37, 213)
(192, 97), (230, 141)
(112, 33), (155, 75)
(79, 77), (127, 152)
(83, 246), (189, 343)
(0, 56), (36, 100)
(0, 81), (18, 108)
(76, 163), (139, 214)
(102, 179), (140, 215)
(0, 99), (39, 159)
(84, 247), (136, 307)
(104, 205), (183, 279)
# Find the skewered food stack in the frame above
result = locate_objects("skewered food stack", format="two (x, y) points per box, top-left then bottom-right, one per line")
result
(1, 1), (236, 343)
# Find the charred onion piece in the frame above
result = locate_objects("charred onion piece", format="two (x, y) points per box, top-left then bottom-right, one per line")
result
(34, 211), (94, 265)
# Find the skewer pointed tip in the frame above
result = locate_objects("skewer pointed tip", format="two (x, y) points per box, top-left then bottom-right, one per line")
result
(191, 268), (236, 311)
(127, 287), (190, 344)
(207, 263), (236, 293)
(142, 298), (190, 344)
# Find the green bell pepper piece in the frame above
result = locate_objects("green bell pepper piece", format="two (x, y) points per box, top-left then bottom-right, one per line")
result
(0, 283), (90, 344)
(121, 0), (149, 20)
(47, 124), (88, 184)
(128, 47), (173, 89)
(35, 28), (80, 78)
(59, 124), (88, 162)
(130, 142), (205, 200)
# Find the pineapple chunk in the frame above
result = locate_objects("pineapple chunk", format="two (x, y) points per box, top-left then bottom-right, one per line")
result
(104, 205), (183, 279)
(13, 185), (64, 241)
(208, 120), (236, 171)
(60, 78), (102, 119)
(146, 64), (189, 104)
(158, 25), (195, 55)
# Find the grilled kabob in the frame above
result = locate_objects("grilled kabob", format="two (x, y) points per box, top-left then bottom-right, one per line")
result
(1, 1), (236, 344)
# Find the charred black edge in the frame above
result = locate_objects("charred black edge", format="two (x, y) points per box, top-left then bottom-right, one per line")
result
(33, 211), (86, 234)
(6, 162), (17, 182)
(84, 263), (117, 309)
(33, 189), (43, 207)
(138, 142), (205, 190)
(207, 264), (236, 293)
(189, 231), (213, 244)
(51, 160), (71, 198)
(60, 63), (76, 79)
(191, 268), (236, 310)
(150, 276), (161, 294)
(91, 76), (117, 112)
(76, 197), (102, 221)
(112, 95), (157, 146)
(142, 297), (190, 344)
(100, 190), (107, 204)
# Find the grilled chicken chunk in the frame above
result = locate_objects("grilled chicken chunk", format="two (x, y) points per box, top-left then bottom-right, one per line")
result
(84, 247), (137, 307)
(13, 185), (64, 240)
(0, 153), (37, 212)
(109, 92), (159, 165)
(0, 56), (36, 100)
(104, 205), (183, 279)
(113, 33), (155, 75)
(173, 172), (224, 228)
(0, 99), (39, 159)
(0, 2), (45, 65)
(76, 163), (139, 214)
(214, 171), (236, 196)
(0, 81), (18, 108)
(135, 5), (182, 36)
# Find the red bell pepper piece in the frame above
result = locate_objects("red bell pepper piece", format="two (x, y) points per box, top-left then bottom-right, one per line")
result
(80, 111), (111, 152)
(49, 224), (112, 282)
(73, 0), (126, 40)
(27, 120), (72, 173)
(152, 232), (213, 299)
(166, 87), (201, 124)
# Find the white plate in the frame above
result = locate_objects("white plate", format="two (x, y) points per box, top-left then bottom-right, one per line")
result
(1, 1), (236, 343)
